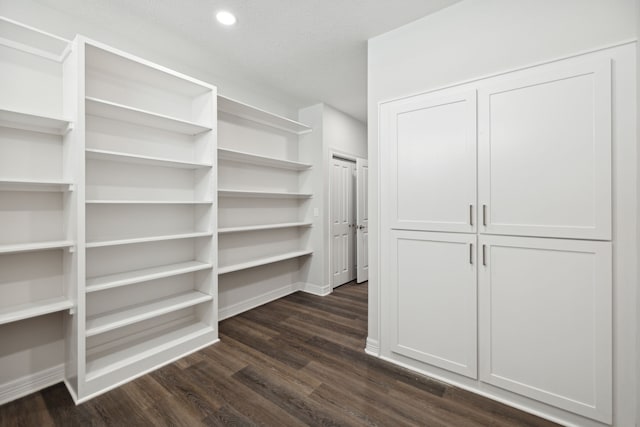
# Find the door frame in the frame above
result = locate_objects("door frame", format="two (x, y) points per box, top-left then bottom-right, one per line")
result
(328, 149), (367, 290)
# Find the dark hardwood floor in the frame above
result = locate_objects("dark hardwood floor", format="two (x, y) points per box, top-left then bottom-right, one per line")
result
(0, 282), (559, 426)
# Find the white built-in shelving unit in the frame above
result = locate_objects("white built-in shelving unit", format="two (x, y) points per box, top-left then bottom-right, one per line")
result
(72, 37), (218, 401)
(217, 95), (313, 319)
(0, 16), (76, 404)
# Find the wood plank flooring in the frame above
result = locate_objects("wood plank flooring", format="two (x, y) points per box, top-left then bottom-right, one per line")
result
(0, 282), (559, 426)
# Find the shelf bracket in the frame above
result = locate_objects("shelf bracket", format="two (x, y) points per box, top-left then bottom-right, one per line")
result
(63, 122), (74, 135)
(69, 306), (75, 315)
(68, 246), (75, 253)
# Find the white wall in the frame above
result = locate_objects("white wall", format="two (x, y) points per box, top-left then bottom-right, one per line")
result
(0, 0), (300, 118)
(636, 0), (640, 424)
(299, 104), (367, 293)
(323, 105), (368, 159)
(368, 0), (637, 424)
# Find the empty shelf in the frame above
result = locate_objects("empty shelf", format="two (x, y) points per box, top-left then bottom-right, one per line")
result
(86, 232), (212, 248)
(86, 97), (212, 135)
(218, 148), (312, 170)
(218, 95), (311, 135)
(218, 189), (313, 199)
(85, 291), (212, 337)
(218, 249), (313, 274)
(0, 178), (72, 192)
(218, 222), (312, 234)
(85, 319), (214, 381)
(0, 240), (73, 254)
(0, 107), (71, 135)
(86, 200), (212, 205)
(86, 148), (212, 169)
(0, 297), (73, 325)
(86, 261), (213, 293)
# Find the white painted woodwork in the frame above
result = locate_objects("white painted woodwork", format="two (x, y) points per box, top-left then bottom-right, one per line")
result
(0, 108), (70, 135)
(478, 235), (612, 423)
(78, 37), (218, 402)
(85, 97), (212, 136)
(389, 230), (477, 378)
(216, 95), (313, 319)
(217, 95), (311, 135)
(0, 18), (75, 403)
(218, 222), (312, 234)
(218, 249), (313, 275)
(218, 189), (312, 198)
(378, 44), (631, 426)
(331, 158), (356, 287)
(478, 58), (611, 240)
(356, 158), (369, 283)
(85, 148), (212, 169)
(388, 90), (476, 233)
(86, 260), (213, 293)
(218, 148), (312, 170)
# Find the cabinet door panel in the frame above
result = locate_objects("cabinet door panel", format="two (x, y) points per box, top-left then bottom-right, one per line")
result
(478, 235), (611, 423)
(390, 231), (477, 378)
(386, 90), (476, 232)
(478, 59), (611, 240)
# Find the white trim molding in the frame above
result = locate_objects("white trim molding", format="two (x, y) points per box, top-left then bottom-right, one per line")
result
(0, 364), (64, 405)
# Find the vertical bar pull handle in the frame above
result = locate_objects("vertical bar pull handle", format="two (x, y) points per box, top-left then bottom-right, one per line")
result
(469, 205), (473, 226)
(482, 244), (487, 266)
(469, 243), (473, 265)
(482, 204), (487, 227)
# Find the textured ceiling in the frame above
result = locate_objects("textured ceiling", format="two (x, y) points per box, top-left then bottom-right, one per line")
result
(35, 0), (461, 121)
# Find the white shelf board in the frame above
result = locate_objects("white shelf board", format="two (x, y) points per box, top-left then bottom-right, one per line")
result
(85, 319), (214, 381)
(0, 297), (73, 326)
(0, 178), (72, 192)
(218, 249), (313, 275)
(86, 200), (212, 205)
(0, 107), (71, 135)
(85, 97), (212, 136)
(0, 16), (71, 61)
(86, 232), (212, 248)
(86, 149), (212, 169)
(0, 240), (73, 254)
(218, 95), (311, 135)
(218, 189), (313, 199)
(218, 148), (311, 170)
(218, 222), (312, 234)
(86, 261), (213, 293)
(85, 40), (213, 98)
(85, 291), (212, 337)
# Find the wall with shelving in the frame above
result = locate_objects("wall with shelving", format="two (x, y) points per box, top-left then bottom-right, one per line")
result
(0, 0), (301, 121)
(0, 17), (76, 403)
(217, 97), (315, 319)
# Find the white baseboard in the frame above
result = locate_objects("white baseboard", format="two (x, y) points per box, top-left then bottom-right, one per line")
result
(298, 282), (331, 296)
(365, 337), (380, 356)
(0, 364), (64, 405)
(219, 283), (299, 320)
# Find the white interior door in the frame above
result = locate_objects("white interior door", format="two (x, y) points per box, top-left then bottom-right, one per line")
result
(478, 235), (612, 423)
(390, 230), (477, 378)
(356, 158), (368, 283)
(331, 158), (356, 287)
(388, 90), (476, 233)
(478, 58), (611, 240)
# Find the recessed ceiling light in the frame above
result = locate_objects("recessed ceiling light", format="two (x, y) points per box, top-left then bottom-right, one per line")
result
(216, 10), (237, 26)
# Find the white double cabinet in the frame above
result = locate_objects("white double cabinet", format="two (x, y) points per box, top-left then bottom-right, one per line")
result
(383, 55), (612, 423)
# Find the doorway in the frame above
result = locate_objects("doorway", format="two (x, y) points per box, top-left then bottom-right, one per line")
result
(330, 155), (368, 288)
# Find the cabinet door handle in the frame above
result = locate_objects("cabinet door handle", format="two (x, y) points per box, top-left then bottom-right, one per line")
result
(469, 243), (473, 265)
(482, 244), (487, 266)
(482, 204), (487, 227)
(469, 204), (473, 226)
